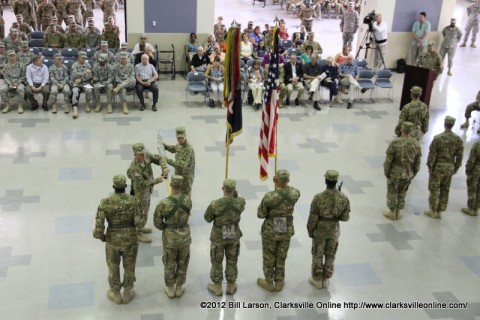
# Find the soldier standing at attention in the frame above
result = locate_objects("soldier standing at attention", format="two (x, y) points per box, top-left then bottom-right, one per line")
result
(460, 0), (480, 48)
(127, 143), (169, 243)
(340, 2), (359, 47)
(37, 0), (56, 31)
(439, 18), (462, 76)
(459, 90), (480, 133)
(299, 2), (315, 32)
(425, 116), (464, 219)
(462, 141), (480, 217)
(257, 169), (301, 292)
(164, 127), (196, 196)
(307, 170), (350, 289)
(204, 179), (246, 296)
(395, 86), (429, 141)
(383, 122), (422, 220)
(153, 175), (192, 299)
(93, 174), (142, 305)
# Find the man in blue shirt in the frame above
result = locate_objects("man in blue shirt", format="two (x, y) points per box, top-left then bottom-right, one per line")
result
(338, 55), (362, 109)
(411, 12), (431, 65)
(25, 55), (50, 111)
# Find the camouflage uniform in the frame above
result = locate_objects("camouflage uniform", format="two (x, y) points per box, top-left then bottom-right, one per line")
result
(395, 100), (429, 141)
(126, 146), (168, 233)
(204, 180), (246, 289)
(257, 170), (300, 290)
(44, 28), (66, 48)
(299, 5), (315, 32)
(416, 47), (443, 80)
(93, 48), (115, 64)
(300, 38), (322, 54)
(464, 142), (480, 216)
(82, 0), (94, 27)
(165, 127), (196, 196)
(102, 28), (120, 51)
(65, 29), (85, 49)
(84, 28), (101, 49)
(100, 0), (119, 23)
(460, 90), (480, 130)
(213, 22), (226, 42)
(65, 0), (86, 25)
(384, 123), (422, 213)
(340, 7), (359, 47)
(16, 48), (34, 66)
(153, 176), (192, 294)
(307, 170), (349, 288)
(49, 61), (71, 108)
(26, 0), (38, 29)
(0, 11), (4, 40)
(426, 117), (464, 216)
(115, 50), (134, 65)
(37, 1), (56, 31)
(0, 60), (26, 105)
(0, 47), (7, 77)
(14, 0), (36, 30)
(113, 58), (135, 102)
(92, 61), (114, 104)
(92, 175), (142, 301)
(462, 2), (480, 45)
(55, 0), (68, 26)
(17, 21), (32, 38)
(4, 34), (22, 53)
(439, 23), (462, 70)
(326, 0), (342, 19)
(70, 59), (93, 108)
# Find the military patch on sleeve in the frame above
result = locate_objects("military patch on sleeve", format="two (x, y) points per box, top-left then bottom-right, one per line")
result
(134, 172), (141, 177)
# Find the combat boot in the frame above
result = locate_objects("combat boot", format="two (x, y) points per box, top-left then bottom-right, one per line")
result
(142, 227), (152, 234)
(2, 103), (10, 114)
(113, 84), (124, 93)
(257, 278), (275, 292)
(18, 103), (24, 114)
(476, 127), (480, 134)
(122, 288), (135, 304)
(122, 102), (128, 114)
(424, 209), (437, 219)
(85, 103), (91, 113)
(164, 286), (175, 299)
(322, 278), (329, 289)
(72, 106), (78, 119)
(107, 103), (113, 114)
(207, 282), (223, 296)
(394, 209), (401, 220)
(175, 284), (184, 298)
(275, 280), (285, 292)
(107, 290), (123, 304)
(137, 233), (152, 243)
(471, 42), (476, 48)
(95, 102), (101, 113)
(226, 282), (237, 295)
(383, 210), (396, 221)
(51, 103), (57, 114)
(309, 277), (323, 289)
(335, 95), (343, 104)
(447, 69), (452, 76)
(460, 120), (469, 129)
(461, 207), (476, 216)
(64, 104), (70, 113)
(460, 42), (467, 47)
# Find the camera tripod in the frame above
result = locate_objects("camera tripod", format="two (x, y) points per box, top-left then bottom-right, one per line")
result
(355, 28), (386, 69)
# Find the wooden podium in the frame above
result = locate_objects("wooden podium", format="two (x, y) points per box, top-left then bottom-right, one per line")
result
(399, 65), (436, 110)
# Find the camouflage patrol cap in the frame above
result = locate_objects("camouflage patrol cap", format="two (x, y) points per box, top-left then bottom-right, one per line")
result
(401, 121), (414, 130)
(0, 42), (5, 48)
(54, 53), (62, 59)
(410, 86), (423, 95)
(7, 50), (16, 56)
(275, 169), (290, 182)
(88, 23), (94, 27)
(324, 170), (339, 182)
(98, 54), (107, 62)
(21, 41), (28, 47)
(176, 127), (186, 137)
(15, 14), (22, 19)
(132, 143), (145, 154)
(69, 21), (76, 26)
(113, 174), (127, 188)
(427, 41), (435, 46)
(444, 116), (456, 125)
(121, 42), (128, 48)
(223, 179), (236, 191)
(451, 18), (456, 23)
(170, 175), (184, 188)
(119, 52), (128, 59)
(101, 40), (108, 46)
(78, 51), (87, 58)
(248, 21), (253, 25)
(10, 28), (18, 34)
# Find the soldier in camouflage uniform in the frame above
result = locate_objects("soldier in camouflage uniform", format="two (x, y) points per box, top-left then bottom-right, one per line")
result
(102, 16), (119, 37)
(11, 22), (29, 42)
(49, 53), (71, 113)
(70, 51), (93, 118)
(307, 170), (349, 289)
(15, 14), (32, 38)
(51, 17), (65, 34)
(1, 51), (26, 114)
(16, 41), (34, 66)
(460, 0), (480, 48)
(395, 86), (429, 141)
(257, 169), (301, 292)
(0, 42), (7, 78)
(164, 127), (196, 196)
(82, 0), (94, 27)
(113, 52), (135, 114)
(14, 0), (36, 31)
(459, 90), (480, 133)
(26, 0), (38, 29)
(44, 23), (65, 48)
(65, 22), (85, 49)
(462, 141), (480, 216)
(66, 15), (83, 31)
(102, 21), (120, 51)
(383, 122), (422, 221)
(84, 16), (101, 34)
(94, 40), (115, 64)
(213, 16), (226, 42)
(340, 2), (359, 47)
(204, 179), (246, 296)
(92, 53), (114, 113)
(0, 6), (4, 40)
(116, 42), (134, 64)
(326, 0), (342, 19)
(54, 0), (68, 27)
(300, 32), (322, 55)
(299, 2), (315, 32)
(93, 174), (142, 305)
(127, 142), (169, 243)
(37, 0), (56, 31)
(84, 21), (101, 49)
(100, 0), (119, 24)
(425, 116), (464, 219)
(65, 0), (86, 26)
(416, 41), (443, 80)
(153, 175), (192, 299)
(439, 18), (462, 76)
(4, 29), (22, 53)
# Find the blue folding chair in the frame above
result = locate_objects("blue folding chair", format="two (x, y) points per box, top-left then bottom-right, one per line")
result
(29, 39), (44, 48)
(357, 69), (375, 100)
(355, 59), (368, 69)
(42, 48), (59, 58)
(374, 69), (394, 102)
(81, 48), (96, 58)
(62, 48), (78, 60)
(30, 31), (45, 40)
(186, 72), (208, 105)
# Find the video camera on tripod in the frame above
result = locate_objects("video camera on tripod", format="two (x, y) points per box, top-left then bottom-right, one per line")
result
(363, 10), (376, 32)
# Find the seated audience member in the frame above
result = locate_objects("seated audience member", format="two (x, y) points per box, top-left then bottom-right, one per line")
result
(116, 42), (135, 65)
(25, 55), (50, 112)
(209, 43), (225, 64)
(102, 22), (120, 51)
(254, 40), (267, 59)
(300, 32), (322, 56)
(250, 26), (264, 49)
(135, 45), (157, 66)
(48, 53), (71, 114)
(261, 50), (285, 67)
(240, 32), (254, 63)
(262, 24), (270, 37)
(205, 56), (224, 107)
(94, 40), (116, 65)
(92, 53), (114, 113)
(185, 32), (202, 66)
(65, 22), (85, 49)
(338, 55), (362, 109)
(16, 41), (34, 66)
(70, 51), (94, 119)
(303, 55), (323, 110)
(279, 19), (289, 40)
(4, 28), (22, 52)
(84, 22), (102, 49)
(321, 56), (342, 106)
(335, 45), (351, 65)
(132, 34), (155, 55)
(1, 51), (26, 114)
(204, 34), (216, 56)
(113, 52), (136, 115)
(293, 32), (303, 47)
(248, 59), (264, 110)
(135, 54), (159, 112)
(300, 45), (314, 64)
(190, 46), (210, 72)
(284, 54), (304, 106)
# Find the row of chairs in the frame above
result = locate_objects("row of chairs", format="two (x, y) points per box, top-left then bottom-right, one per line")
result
(28, 47), (120, 58)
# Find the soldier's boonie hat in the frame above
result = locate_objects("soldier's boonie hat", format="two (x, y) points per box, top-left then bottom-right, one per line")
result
(78, 51), (87, 58)
(121, 42), (128, 48)
(54, 53), (62, 59)
(10, 28), (18, 34)
(223, 179), (236, 191)
(101, 40), (108, 46)
(21, 41), (28, 47)
(176, 127), (186, 137)
(410, 86), (423, 94)
(427, 41), (435, 46)
(98, 54), (107, 62)
(132, 143), (145, 154)
(401, 121), (414, 130)
(120, 52), (128, 58)
(170, 175), (184, 187)
(275, 169), (290, 182)
(218, 16), (223, 20)
(15, 14), (22, 19)
(0, 42), (5, 48)
(113, 174), (127, 188)
(7, 50), (16, 56)
(324, 170), (339, 182)
(444, 116), (456, 125)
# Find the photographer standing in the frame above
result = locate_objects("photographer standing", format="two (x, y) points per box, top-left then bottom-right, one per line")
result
(371, 12), (387, 69)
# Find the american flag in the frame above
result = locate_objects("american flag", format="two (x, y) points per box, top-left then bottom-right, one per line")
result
(258, 26), (279, 181)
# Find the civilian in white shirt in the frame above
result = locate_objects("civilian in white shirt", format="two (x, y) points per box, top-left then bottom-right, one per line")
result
(25, 55), (50, 111)
(135, 54), (159, 111)
(371, 13), (388, 69)
(132, 34), (155, 55)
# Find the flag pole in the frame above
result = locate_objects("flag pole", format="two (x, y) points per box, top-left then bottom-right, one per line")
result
(274, 125), (278, 173)
(225, 130), (231, 179)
